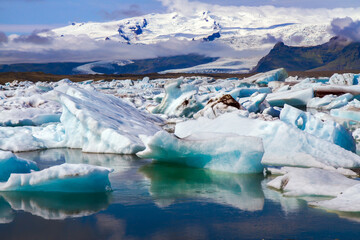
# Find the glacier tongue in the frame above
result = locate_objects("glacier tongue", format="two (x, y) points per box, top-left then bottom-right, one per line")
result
(137, 131), (264, 174)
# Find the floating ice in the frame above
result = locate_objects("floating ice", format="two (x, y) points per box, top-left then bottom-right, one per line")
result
(311, 184), (360, 212)
(243, 68), (288, 85)
(229, 87), (272, 99)
(194, 94), (242, 119)
(151, 79), (203, 118)
(267, 167), (358, 197)
(241, 93), (269, 113)
(53, 84), (163, 154)
(0, 151), (38, 182)
(0, 164), (113, 192)
(0, 123), (65, 152)
(280, 104), (356, 152)
(330, 99), (360, 122)
(266, 88), (314, 107)
(175, 112), (360, 169)
(137, 131), (265, 174)
(329, 73), (360, 86)
(307, 93), (353, 110)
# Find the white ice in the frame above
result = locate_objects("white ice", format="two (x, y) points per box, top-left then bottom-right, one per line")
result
(267, 167), (358, 197)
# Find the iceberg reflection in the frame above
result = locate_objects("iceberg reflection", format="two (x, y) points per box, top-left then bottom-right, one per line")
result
(140, 162), (265, 211)
(0, 192), (110, 222)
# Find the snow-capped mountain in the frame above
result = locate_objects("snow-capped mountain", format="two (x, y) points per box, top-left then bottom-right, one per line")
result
(37, 6), (360, 73)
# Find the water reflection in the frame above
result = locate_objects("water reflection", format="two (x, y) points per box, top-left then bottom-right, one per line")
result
(140, 162), (265, 211)
(0, 192), (110, 222)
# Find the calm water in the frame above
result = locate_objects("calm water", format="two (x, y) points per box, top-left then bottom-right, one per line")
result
(0, 149), (359, 239)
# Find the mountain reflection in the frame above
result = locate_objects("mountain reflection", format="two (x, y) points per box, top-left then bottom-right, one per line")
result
(140, 162), (265, 211)
(0, 192), (110, 222)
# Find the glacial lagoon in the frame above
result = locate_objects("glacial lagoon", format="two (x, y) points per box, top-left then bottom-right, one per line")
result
(0, 149), (359, 239)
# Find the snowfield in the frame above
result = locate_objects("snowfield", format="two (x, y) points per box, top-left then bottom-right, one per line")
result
(1, 69), (360, 213)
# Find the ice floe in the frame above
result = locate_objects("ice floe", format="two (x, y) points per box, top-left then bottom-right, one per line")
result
(0, 151), (38, 182)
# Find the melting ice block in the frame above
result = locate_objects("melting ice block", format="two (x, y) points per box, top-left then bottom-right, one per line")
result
(311, 184), (360, 212)
(307, 93), (353, 110)
(137, 131), (265, 174)
(0, 151), (38, 182)
(267, 167), (358, 197)
(280, 104), (355, 152)
(330, 99), (360, 122)
(175, 112), (360, 169)
(151, 79), (203, 118)
(0, 164), (113, 192)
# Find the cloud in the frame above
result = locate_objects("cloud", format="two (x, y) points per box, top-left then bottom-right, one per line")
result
(100, 4), (144, 20)
(0, 34), (266, 64)
(13, 30), (53, 45)
(0, 32), (8, 44)
(261, 34), (282, 44)
(331, 17), (360, 42)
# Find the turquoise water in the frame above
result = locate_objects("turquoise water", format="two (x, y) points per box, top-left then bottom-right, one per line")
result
(0, 149), (359, 239)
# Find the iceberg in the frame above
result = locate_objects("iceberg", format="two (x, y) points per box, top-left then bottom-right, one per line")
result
(137, 131), (265, 174)
(267, 167), (358, 197)
(280, 104), (356, 152)
(0, 151), (38, 182)
(307, 93), (353, 110)
(241, 93), (269, 113)
(151, 79), (203, 118)
(329, 73), (360, 86)
(243, 68), (288, 85)
(0, 164), (113, 192)
(175, 112), (360, 169)
(266, 88), (314, 107)
(330, 99), (360, 122)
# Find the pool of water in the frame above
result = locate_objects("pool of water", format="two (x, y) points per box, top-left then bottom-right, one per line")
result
(0, 149), (360, 239)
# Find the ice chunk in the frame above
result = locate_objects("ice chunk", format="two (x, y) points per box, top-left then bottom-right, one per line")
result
(229, 87), (272, 99)
(54, 85), (163, 154)
(280, 105), (355, 152)
(311, 184), (360, 212)
(241, 93), (269, 113)
(194, 94), (242, 119)
(267, 167), (358, 197)
(137, 131), (264, 174)
(329, 73), (357, 86)
(175, 113), (360, 169)
(307, 93), (353, 110)
(151, 79), (203, 118)
(266, 88), (314, 107)
(0, 123), (65, 152)
(0, 151), (38, 182)
(330, 99), (360, 122)
(243, 68), (288, 85)
(0, 164), (113, 192)
(140, 163), (264, 211)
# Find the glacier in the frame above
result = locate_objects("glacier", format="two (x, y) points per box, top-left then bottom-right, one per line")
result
(137, 131), (264, 174)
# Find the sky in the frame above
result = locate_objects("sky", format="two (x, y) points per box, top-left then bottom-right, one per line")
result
(1, 0), (359, 34)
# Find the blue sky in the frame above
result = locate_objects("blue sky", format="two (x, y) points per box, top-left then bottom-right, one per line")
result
(1, 0), (359, 34)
